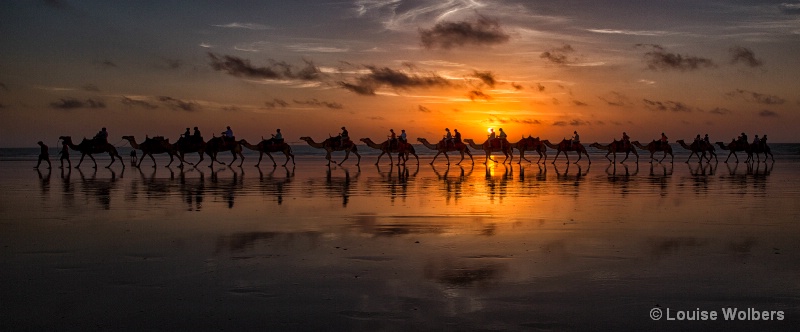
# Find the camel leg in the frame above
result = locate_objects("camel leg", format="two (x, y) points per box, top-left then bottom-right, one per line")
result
(431, 151), (441, 165)
(354, 151), (361, 166)
(238, 152), (244, 167)
(376, 151), (385, 165)
(326, 151), (333, 166)
(89, 154), (98, 168)
(585, 151), (591, 164)
(147, 153), (157, 168)
(444, 152), (450, 165)
(166, 154), (175, 167)
(605, 151), (612, 162)
(339, 151), (350, 165)
(75, 154), (86, 168)
(540, 151), (546, 164)
(105, 153), (115, 168)
(574, 151), (581, 164)
(266, 152), (277, 167)
(551, 151), (560, 164)
(465, 150), (474, 164)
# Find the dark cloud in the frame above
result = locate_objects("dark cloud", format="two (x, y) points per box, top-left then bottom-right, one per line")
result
(95, 59), (117, 68)
(779, 3), (800, 14)
(725, 89), (784, 105)
(50, 98), (106, 109)
(293, 98), (343, 109)
(572, 99), (588, 106)
(158, 96), (198, 112)
(121, 96), (158, 109)
(208, 53), (321, 81)
(338, 66), (450, 95)
(639, 45), (714, 71)
(467, 90), (492, 101)
(418, 105), (432, 113)
(367, 116), (385, 121)
(540, 44), (575, 65)
(759, 110), (778, 117)
(511, 82), (523, 90)
(598, 92), (631, 107)
(419, 15), (510, 50)
(470, 70), (496, 88)
(729, 46), (763, 67)
(643, 99), (696, 112)
(264, 98), (289, 108)
(535, 83), (545, 92)
(708, 107), (732, 115)
(82, 84), (100, 92)
(487, 115), (540, 125)
(552, 119), (588, 127)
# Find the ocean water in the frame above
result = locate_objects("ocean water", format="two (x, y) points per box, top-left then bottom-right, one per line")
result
(1, 143), (799, 330)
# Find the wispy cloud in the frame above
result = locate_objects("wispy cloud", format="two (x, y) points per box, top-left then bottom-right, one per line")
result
(418, 105), (432, 113)
(540, 44), (576, 65)
(467, 90), (492, 101)
(725, 89), (785, 105)
(208, 53), (322, 81)
(642, 99), (697, 112)
(265, 98), (289, 109)
(708, 107), (732, 115)
(212, 22), (270, 30)
(50, 98), (106, 109)
(286, 44), (349, 53)
(158, 96), (199, 112)
(637, 44), (715, 71)
(121, 96), (158, 109)
(338, 65), (451, 95)
(598, 92), (631, 107)
(485, 115), (540, 125)
(759, 109), (778, 117)
(419, 15), (510, 50)
(587, 28), (671, 36)
(779, 3), (800, 14)
(729, 46), (763, 67)
(293, 98), (343, 109)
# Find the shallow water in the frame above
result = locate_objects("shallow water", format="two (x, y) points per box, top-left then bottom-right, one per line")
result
(2, 151), (799, 330)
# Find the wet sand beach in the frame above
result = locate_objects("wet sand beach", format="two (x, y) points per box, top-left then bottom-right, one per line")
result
(2, 146), (800, 331)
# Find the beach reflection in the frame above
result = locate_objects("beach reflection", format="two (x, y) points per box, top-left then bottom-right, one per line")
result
(3, 156), (799, 330)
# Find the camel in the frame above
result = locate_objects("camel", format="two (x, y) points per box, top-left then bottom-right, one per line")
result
(205, 136), (244, 167)
(589, 140), (639, 163)
(416, 138), (473, 165)
(750, 142), (775, 163)
(463, 138), (513, 164)
(300, 136), (361, 166)
(238, 138), (295, 167)
(511, 136), (547, 164)
(173, 137), (207, 168)
(122, 136), (178, 168)
(715, 140), (757, 163)
(58, 136), (124, 169)
(359, 138), (419, 166)
(676, 139), (716, 163)
(632, 140), (674, 163)
(542, 139), (591, 164)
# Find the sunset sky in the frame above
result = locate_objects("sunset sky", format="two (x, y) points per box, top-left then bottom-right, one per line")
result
(2, 0), (799, 147)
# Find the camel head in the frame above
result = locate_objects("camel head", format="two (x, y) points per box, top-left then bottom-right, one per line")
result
(416, 137), (425, 143)
(58, 136), (71, 141)
(359, 138), (368, 143)
(122, 135), (134, 141)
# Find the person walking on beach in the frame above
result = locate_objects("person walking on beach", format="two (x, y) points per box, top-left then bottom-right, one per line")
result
(59, 141), (71, 169)
(35, 141), (51, 169)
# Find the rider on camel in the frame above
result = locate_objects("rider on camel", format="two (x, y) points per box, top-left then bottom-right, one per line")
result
(269, 129), (283, 145)
(498, 128), (507, 149)
(389, 129), (397, 149)
(570, 131), (580, 150)
(444, 128), (454, 147)
(659, 132), (668, 149)
(622, 132), (630, 149)
(336, 126), (349, 148)
(453, 129), (462, 145)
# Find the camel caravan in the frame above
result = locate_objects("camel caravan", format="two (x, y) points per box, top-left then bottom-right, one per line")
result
(51, 127), (774, 169)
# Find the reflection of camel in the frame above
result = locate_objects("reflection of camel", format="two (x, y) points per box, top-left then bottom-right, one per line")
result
(359, 137), (419, 165)
(676, 140), (715, 163)
(463, 138), (513, 164)
(238, 139), (295, 167)
(59, 136), (124, 169)
(542, 139), (591, 164)
(416, 137), (473, 165)
(205, 136), (244, 167)
(632, 140), (674, 163)
(511, 136), (547, 164)
(300, 136), (361, 166)
(590, 140), (638, 163)
(122, 136), (177, 168)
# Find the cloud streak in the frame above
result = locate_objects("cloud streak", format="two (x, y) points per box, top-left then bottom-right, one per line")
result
(338, 66), (450, 95)
(729, 46), (763, 67)
(419, 15), (510, 50)
(50, 98), (106, 109)
(725, 89), (784, 105)
(208, 53), (322, 81)
(540, 44), (575, 65)
(642, 99), (696, 112)
(638, 44), (715, 71)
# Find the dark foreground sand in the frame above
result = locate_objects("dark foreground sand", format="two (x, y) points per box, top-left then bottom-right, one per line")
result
(2, 154), (799, 331)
